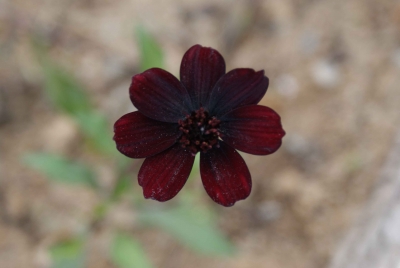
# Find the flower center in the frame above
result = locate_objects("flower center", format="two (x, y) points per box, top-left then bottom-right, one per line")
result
(178, 107), (221, 155)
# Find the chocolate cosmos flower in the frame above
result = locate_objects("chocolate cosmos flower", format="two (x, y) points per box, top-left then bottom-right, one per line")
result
(113, 44), (285, 207)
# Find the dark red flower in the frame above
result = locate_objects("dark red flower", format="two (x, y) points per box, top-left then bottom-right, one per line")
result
(113, 44), (285, 207)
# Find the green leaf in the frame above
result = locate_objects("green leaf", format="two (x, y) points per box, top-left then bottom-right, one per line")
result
(75, 111), (116, 155)
(50, 239), (85, 268)
(188, 153), (200, 181)
(32, 41), (116, 156)
(93, 202), (110, 220)
(23, 153), (97, 188)
(111, 233), (153, 268)
(31, 38), (91, 116)
(111, 175), (132, 201)
(138, 206), (235, 256)
(135, 26), (164, 71)
(42, 62), (92, 117)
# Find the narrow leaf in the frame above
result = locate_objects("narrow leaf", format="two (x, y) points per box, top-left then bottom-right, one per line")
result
(23, 153), (97, 188)
(50, 239), (85, 268)
(136, 26), (164, 71)
(188, 153), (200, 181)
(32, 41), (115, 156)
(111, 175), (132, 201)
(75, 111), (116, 155)
(42, 62), (92, 117)
(138, 206), (235, 256)
(111, 233), (153, 268)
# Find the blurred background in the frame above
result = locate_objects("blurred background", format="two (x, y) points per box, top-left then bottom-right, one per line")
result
(1, 0), (400, 267)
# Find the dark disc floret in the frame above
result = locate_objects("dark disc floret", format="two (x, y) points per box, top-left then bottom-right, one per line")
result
(178, 107), (221, 155)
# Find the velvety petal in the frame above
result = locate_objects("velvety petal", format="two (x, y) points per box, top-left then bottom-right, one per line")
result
(130, 68), (192, 123)
(113, 112), (180, 158)
(208, 69), (269, 116)
(200, 141), (251, 207)
(180, 44), (226, 109)
(220, 105), (285, 155)
(138, 144), (195, 202)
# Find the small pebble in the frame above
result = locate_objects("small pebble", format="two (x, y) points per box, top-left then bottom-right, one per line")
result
(257, 201), (282, 222)
(392, 48), (400, 69)
(311, 59), (340, 89)
(276, 74), (299, 99)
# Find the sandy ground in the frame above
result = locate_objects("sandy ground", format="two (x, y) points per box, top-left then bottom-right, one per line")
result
(1, 0), (400, 267)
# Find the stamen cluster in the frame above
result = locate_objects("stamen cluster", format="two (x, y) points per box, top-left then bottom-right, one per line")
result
(178, 107), (221, 155)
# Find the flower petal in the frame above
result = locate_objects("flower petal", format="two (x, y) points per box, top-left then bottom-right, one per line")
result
(138, 144), (195, 202)
(130, 68), (192, 123)
(180, 45), (226, 109)
(113, 112), (180, 158)
(208, 69), (269, 116)
(220, 105), (285, 155)
(200, 142), (251, 207)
